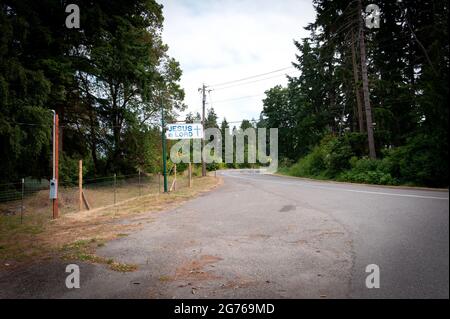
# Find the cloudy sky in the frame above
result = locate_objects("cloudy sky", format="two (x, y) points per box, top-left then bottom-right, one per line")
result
(159, 0), (316, 125)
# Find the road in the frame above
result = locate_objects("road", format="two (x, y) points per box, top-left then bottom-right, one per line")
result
(0, 170), (448, 298)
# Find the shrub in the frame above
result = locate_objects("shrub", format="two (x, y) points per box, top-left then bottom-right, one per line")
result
(206, 162), (220, 171)
(383, 134), (448, 187)
(279, 133), (448, 187)
(59, 153), (80, 185)
(343, 132), (369, 157)
(287, 135), (354, 178)
(289, 145), (326, 177)
(337, 157), (398, 185)
(322, 136), (354, 177)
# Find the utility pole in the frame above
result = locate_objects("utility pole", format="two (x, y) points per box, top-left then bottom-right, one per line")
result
(52, 112), (59, 219)
(351, 29), (365, 133)
(161, 96), (168, 192)
(199, 84), (207, 177)
(358, 0), (376, 159)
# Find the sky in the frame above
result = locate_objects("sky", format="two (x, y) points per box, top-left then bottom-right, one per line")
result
(159, 0), (316, 125)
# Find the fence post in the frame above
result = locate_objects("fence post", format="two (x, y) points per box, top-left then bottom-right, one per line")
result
(188, 162), (192, 188)
(158, 172), (161, 193)
(114, 173), (117, 205)
(21, 178), (24, 224)
(79, 160), (83, 211)
(138, 169), (141, 196)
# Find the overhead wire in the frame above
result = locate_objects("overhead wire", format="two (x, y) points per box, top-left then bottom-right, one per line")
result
(211, 72), (295, 91)
(209, 66), (295, 88)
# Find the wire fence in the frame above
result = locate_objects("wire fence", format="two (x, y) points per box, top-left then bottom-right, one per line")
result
(0, 167), (194, 223)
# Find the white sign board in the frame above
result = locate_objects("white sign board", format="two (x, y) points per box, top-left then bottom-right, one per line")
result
(166, 123), (203, 139)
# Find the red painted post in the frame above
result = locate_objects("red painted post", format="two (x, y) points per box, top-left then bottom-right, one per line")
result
(53, 113), (59, 219)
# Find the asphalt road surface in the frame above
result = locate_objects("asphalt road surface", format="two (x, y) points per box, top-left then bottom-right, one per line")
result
(1, 170), (448, 298)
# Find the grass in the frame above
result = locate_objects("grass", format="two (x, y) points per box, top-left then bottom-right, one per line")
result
(159, 275), (171, 282)
(0, 175), (221, 269)
(60, 238), (137, 272)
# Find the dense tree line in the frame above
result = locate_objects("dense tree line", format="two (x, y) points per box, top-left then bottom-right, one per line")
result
(0, 0), (184, 184)
(261, 0), (448, 187)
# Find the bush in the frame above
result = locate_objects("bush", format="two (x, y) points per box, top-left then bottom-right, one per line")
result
(59, 153), (80, 185)
(337, 157), (398, 185)
(343, 132), (369, 157)
(206, 162), (220, 171)
(289, 145), (326, 177)
(286, 135), (354, 178)
(192, 164), (203, 176)
(279, 133), (448, 187)
(321, 136), (354, 177)
(383, 134), (448, 187)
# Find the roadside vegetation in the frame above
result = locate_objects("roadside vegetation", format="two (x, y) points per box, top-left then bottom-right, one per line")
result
(262, 1), (448, 188)
(278, 133), (447, 187)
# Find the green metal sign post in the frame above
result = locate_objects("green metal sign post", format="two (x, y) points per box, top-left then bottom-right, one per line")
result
(161, 100), (168, 193)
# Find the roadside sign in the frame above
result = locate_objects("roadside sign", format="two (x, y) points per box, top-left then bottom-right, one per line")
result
(165, 123), (203, 139)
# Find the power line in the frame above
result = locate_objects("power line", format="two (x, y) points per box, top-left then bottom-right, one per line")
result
(1, 121), (52, 127)
(223, 119), (259, 124)
(209, 66), (295, 88)
(211, 72), (295, 91)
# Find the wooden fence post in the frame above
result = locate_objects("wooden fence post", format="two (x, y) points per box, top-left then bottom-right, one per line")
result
(174, 164), (177, 191)
(79, 160), (83, 211)
(188, 162), (192, 188)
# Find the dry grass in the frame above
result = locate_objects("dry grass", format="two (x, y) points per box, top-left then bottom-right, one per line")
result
(0, 175), (222, 270)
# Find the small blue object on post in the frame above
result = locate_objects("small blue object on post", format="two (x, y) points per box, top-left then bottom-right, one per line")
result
(49, 178), (58, 199)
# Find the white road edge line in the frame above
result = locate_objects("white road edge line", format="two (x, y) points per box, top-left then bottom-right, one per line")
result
(221, 173), (449, 201)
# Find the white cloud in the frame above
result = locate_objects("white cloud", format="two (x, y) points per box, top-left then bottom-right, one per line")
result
(160, 0), (315, 125)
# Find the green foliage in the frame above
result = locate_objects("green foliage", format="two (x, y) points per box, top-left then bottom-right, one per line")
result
(59, 153), (80, 186)
(121, 126), (162, 174)
(288, 146), (326, 178)
(0, 0), (185, 184)
(206, 162), (220, 171)
(59, 153), (95, 186)
(191, 164), (203, 177)
(321, 136), (354, 177)
(285, 136), (353, 178)
(264, 0), (448, 187)
(281, 133), (447, 187)
(383, 134), (448, 187)
(205, 108), (219, 129)
(337, 157), (398, 186)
